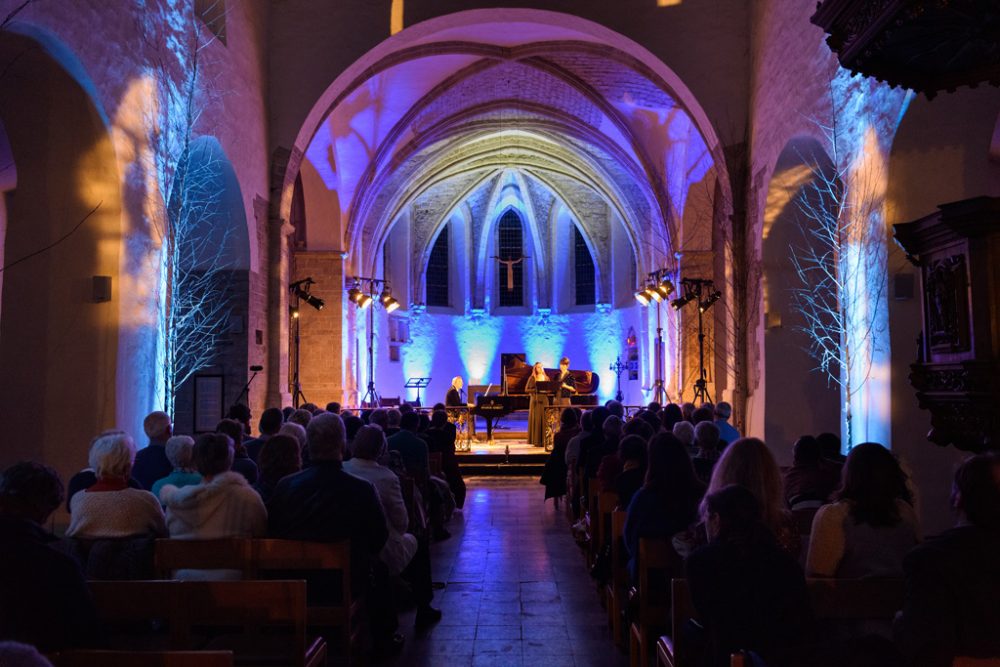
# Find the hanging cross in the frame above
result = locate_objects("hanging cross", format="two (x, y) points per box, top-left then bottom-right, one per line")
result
(492, 254), (530, 291)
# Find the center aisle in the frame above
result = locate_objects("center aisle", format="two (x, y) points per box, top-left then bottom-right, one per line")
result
(389, 476), (629, 667)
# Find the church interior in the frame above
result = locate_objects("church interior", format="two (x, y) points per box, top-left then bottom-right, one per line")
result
(0, 0), (998, 665)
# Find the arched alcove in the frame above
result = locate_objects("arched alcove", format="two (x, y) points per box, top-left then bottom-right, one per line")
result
(0, 30), (123, 489)
(762, 137), (841, 464)
(167, 136), (253, 435)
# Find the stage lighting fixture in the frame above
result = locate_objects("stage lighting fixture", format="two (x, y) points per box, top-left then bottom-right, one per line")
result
(347, 286), (362, 303)
(380, 285), (400, 313)
(656, 278), (675, 297)
(671, 295), (694, 310)
(646, 283), (664, 303)
(301, 293), (325, 310)
(634, 289), (651, 306)
(698, 290), (722, 312)
(355, 292), (373, 309)
(290, 306), (300, 319)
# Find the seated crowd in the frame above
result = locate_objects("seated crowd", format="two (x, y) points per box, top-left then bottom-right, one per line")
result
(0, 399), (468, 661)
(544, 399), (1000, 667)
(1, 395), (998, 667)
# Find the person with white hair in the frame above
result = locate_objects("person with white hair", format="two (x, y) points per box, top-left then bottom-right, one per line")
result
(672, 420), (696, 453)
(150, 435), (201, 502)
(66, 430), (166, 539)
(445, 377), (464, 407)
(132, 411), (173, 490)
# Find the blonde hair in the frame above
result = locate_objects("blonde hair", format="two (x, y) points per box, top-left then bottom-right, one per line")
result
(88, 430), (137, 479)
(704, 437), (785, 533)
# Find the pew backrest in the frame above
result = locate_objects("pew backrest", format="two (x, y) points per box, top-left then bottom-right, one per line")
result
(49, 650), (234, 667)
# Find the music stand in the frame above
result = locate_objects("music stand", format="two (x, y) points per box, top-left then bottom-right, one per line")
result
(534, 380), (559, 397)
(405, 377), (431, 406)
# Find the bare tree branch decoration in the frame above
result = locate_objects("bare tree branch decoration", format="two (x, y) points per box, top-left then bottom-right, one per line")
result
(143, 5), (235, 417)
(788, 109), (887, 448)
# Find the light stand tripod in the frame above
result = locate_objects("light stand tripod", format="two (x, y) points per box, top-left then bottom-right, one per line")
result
(347, 276), (400, 409)
(635, 269), (675, 405)
(671, 278), (720, 405)
(288, 278), (325, 408)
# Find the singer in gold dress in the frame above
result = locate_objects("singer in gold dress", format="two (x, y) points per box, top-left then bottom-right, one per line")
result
(525, 362), (549, 447)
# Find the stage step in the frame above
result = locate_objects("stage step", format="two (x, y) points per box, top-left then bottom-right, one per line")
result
(457, 453), (549, 476)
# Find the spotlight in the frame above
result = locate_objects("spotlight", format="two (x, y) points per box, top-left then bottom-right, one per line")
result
(634, 289), (651, 306)
(671, 295), (694, 310)
(301, 293), (325, 310)
(380, 285), (400, 313)
(646, 284), (664, 303)
(290, 306), (300, 319)
(699, 290), (722, 312)
(347, 286), (362, 303)
(656, 278), (675, 297)
(355, 292), (372, 309)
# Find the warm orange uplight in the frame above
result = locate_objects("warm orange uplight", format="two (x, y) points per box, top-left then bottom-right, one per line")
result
(657, 0), (683, 6)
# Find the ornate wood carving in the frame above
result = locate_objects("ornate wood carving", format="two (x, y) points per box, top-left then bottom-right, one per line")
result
(893, 197), (1000, 452)
(812, 0), (1000, 97)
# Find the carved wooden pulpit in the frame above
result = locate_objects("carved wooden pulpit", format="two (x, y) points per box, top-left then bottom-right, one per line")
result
(893, 196), (1000, 452)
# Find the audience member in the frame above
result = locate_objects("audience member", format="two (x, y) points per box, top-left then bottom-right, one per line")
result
(686, 484), (813, 667)
(565, 410), (591, 518)
(584, 414), (621, 481)
(66, 465), (142, 514)
(132, 411), (173, 490)
(288, 408), (313, 428)
(624, 432), (704, 582)
(692, 421), (721, 484)
(0, 462), (103, 653)
(817, 432), (845, 463)
(344, 414), (365, 452)
(278, 421), (308, 453)
(226, 403), (253, 436)
(783, 436), (839, 507)
(681, 402), (696, 422)
(369, 408), (389, 431)
(67, 431), (166, 539)
(646, 401), (662, 413)
(150, 435), (201, 502)
(425, 409), (465, 508)
(0, 641), (55, 667)
(300, 402), (319, 414)
(216, 418), (259, 484)
(701, 437), (799, 557)
(281, 406), (295, 421)
(807, 443), (919, 579)
(542, 408), (578, 504)
(266, 414), (393, 645)
(388, 412), (430, 481)
(660, 403), (683, 432)
(244, 407), (284, 463)
(253, 434), (301, 503)
(161, 433), (267, 578)
(673, 420), (696, 452)
(713, 401), (740, 447)
(614, 434), (647, 509)
(326, 401), (341, 414)
(895, 453), (1000, 666)
(606, 400), (625, 419)
(624, 416), (655, 441)
(691, 405), (714, 425)
(385, 408), (402, 437)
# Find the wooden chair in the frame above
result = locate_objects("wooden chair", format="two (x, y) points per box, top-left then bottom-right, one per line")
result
(49, 650), (234, 667)
(154, 538), (253, 578)
(629, 538), (681, 667)
(658, 578), (906, 667)
(429, 451), (444, 478)
(587, 478), (602, 565)
(605, 509), (629, 647)
(252, 539), (365, 663)
(89, 580), (326, 667)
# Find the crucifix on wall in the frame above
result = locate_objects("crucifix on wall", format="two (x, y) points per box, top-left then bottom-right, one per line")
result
(493, 253), (530, 291)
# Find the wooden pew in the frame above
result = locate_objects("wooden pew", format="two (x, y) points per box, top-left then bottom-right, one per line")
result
(89, 580), (326, 667)
(629, 538), (682, 667)
(253, 538), (365, 663)
(605, 509), (629, 647)
(656, 578), (906, 667)
(596, 490), (619, 607)
(587, 478), (601, 565)
(154, 538), (252, 578)
(50, 650), (234, 667)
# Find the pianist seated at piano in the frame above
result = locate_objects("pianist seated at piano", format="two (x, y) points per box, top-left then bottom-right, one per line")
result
(525, 362), (550, 447)
(446, 377), (464, 407)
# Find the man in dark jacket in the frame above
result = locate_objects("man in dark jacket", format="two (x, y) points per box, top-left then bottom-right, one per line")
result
(132, 411), (173, 489)
(266, 413), (398, 650)
(0, 462), (103, 653)
(896, 453), (1000, 667)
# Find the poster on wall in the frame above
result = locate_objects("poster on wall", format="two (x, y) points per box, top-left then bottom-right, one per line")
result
(194, 375), (225, 433)
(626, 327), (639, 380)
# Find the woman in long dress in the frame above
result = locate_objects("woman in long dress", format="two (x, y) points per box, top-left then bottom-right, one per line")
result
(525, 362), (549, 447)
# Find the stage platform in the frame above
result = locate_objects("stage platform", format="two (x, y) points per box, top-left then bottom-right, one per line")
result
(454, 415), (549, 475)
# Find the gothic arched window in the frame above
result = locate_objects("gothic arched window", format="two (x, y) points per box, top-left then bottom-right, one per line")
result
(426, 226), (449, 307)
(574, 226), (596, 306)
(496, 210), (524, 307)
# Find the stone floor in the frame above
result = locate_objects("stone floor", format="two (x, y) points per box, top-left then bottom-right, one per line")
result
(389, 476), (629, 667)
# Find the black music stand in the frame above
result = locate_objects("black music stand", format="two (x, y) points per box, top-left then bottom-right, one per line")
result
(534, 380), (559, 397)
(405, 377), (431, 406)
